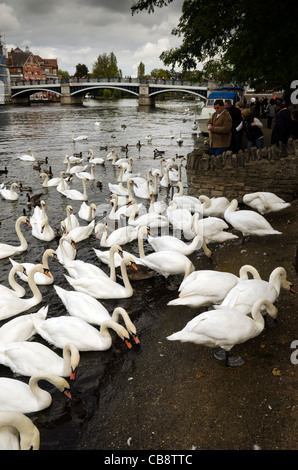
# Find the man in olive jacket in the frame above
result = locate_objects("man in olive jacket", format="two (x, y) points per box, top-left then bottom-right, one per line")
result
(207, 99), (233, 156)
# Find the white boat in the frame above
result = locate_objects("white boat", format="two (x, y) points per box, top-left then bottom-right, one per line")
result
(198, 86), (244, 120)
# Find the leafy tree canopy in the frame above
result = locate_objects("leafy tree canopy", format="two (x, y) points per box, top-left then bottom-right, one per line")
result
(131, 0), (298, 93)
(75, 63), (89, 78)
(92, 52), (120, 78)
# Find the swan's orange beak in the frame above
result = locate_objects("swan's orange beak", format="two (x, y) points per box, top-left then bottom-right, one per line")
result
(70, 368), (77, 381)
(63, 389), (72, 401)
(131, 262), (138, 271)
(290, 285), (295, 294)
(132, 334), (140, 344)
(43, 268), (52, 278)
(124, 338), (132, 349)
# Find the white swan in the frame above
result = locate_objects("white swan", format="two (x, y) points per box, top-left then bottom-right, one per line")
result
(167, 298), (278, 366)
(10, 248), (58, 285)
(224, 199), (282, 237)
(0, 264), (51, 320)
(0, 306), (48, 343)
(217, 266), (294, 315)
(148, 192), (167, 215)
(108, 195), (142, 221)
(95, 222), (138, 247)
(127, 198), (169, 229)
(61, 219), (95, 243)
(167, 265), (261, 308)
(0, 373), (71, 413)
(88, 148), (105, 165)
(0, 182), (19, 201)
(62, 244), (123, 282)
(193, 213), (239, 244)
(65, 158), (87, 175)
(172, 182), (202, 213)
(61, 177), (89, 201)
(243, 192), (291, 214)
(137, 226), (195, 280)
(56, 236), (76, 265)
(62, 205), (80, 232)
(63, 153), (84, 164)
(76, 164), (95, 180)
(108, 180), (130, 196)
(148, 232), (211, 257)
(167, 201), (194, 239)
(72, 130), (88, 141)
(78, 201), (97, 222)
(199, 194), (230, 218)
(31, 218), (56, 242)
(0, 263), (27, 298)
(0, 411), (40, 450)
(31, 315), (132, 352)
(176, 130), (183, 145)
(64, 256), (137, 299)
(56, 171), (71, 194)
(0, 341), (80, 380)
(17, 148), (36, 161)
(30, 200), (48, 225)
(40, 172), (61, 187)
(0, 216), (31, 259)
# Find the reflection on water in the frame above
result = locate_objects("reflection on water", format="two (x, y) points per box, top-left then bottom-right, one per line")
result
(0, 98), (205, 449)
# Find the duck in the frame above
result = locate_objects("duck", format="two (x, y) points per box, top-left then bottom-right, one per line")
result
(0, 373), (71, 413)
(224, 199), (282, 238)
(26, 192), (43, 206)
(75, 164), (95, 181)
(17, 148), (36, 161)
(0, 216), (31, 260)
(56, 236), (77, 265)
(95, 222), (139, 247)
(87, 148), (105, 165)
(136, 226), (195, 280)
(0, 182), (19, 201)
(10, 248), (58, 285)
(62, 244), (123, 282)
(19, 183), (32, 192)
(217, 266), (295, 315)
(243, 191), (291, 214)
(0, 263), (27, 298)
(199, 194), (231, 218)
(60, 177), (89, 201)
(0, 264), (51, 321)
(167, 298), (278, 367)
(62, 205), (80, 232)
(0, 411), (40, 450)
(31, 314), (132, 352)
(0, 306), (48, 343)
(78, 201), (97, 222)
(148, 232), (211, 257)
(40, 172), (61, 187)
(72, 130), (88, 141)
(0, 166), (8, 175)
(167, 265), (261, 308)
(61, 219), (95, 243)
(64, 256), (138, 299)
(0, 342), (80, 381)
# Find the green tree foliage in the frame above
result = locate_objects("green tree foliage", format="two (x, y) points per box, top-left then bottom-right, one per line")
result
(137, 61), (145, 78)
(92, 52), (120, 78)
(131, 0), (298, 92)
(75, 63), (89, 78)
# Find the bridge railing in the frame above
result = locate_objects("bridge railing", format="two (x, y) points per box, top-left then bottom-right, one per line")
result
(11, 77), (208, 88)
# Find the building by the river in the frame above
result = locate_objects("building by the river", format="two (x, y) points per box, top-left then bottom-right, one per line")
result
(0, 35), (11, 104)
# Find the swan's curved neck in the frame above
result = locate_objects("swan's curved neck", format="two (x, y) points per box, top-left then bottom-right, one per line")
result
(269, 267), (287, 295)
(199, 195), (211, 209)
(9, 265), (26, 295)
(120, 260), (134, 293)
(239, 265), (261, 280)
(15, 217), (28, 250)
(27, 267), (43, 301)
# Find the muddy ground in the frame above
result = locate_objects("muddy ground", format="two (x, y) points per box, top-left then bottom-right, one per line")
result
(76, 200), (298, 452)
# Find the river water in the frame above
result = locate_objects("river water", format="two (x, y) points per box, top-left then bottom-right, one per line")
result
(0, 97), (206, 449)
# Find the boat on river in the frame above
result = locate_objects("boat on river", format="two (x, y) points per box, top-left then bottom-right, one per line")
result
(199, 86), (244, 120)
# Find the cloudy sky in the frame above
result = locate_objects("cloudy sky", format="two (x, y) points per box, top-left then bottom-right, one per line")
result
(0, 0), (185, 77)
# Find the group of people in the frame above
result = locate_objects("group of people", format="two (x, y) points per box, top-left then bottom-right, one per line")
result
(207, 96), (298, 157)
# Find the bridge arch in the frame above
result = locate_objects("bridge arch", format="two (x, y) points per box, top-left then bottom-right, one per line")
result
(11, 88), (62, 98)
(149, 88), (207, 101)
(70, 85), (139, 98)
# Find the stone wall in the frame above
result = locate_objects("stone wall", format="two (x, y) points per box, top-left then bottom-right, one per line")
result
(186, 140), (298, 202)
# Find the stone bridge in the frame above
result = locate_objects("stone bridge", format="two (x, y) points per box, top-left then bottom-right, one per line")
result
(10, 78), (209, 105)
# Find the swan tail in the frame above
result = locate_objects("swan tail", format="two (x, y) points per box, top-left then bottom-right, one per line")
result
(35, 305), (49, 319)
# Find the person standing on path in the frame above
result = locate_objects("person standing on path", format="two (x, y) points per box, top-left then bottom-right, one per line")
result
(207, 99), (232, 156)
